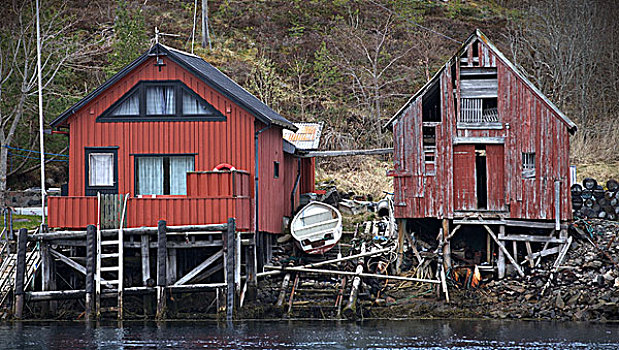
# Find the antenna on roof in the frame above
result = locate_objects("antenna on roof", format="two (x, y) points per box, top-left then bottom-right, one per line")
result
(154, 27), (180, 45)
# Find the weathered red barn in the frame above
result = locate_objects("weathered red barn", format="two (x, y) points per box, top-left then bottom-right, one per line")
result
(385, 30), (577, 276)
(48, 43), (314, 239)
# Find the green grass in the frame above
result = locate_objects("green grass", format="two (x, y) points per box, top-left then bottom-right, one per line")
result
(0, 214), (41, 231)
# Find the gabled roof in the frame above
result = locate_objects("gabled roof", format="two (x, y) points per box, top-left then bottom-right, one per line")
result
(384, 29), (577, 133)
(51, 43), (297, 131)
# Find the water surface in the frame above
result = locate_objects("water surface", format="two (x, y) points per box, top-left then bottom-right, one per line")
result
(1, 319), (618, 349)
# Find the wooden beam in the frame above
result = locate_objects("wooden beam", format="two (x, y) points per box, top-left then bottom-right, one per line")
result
(497, 234), (566, 244)
(453, 219), (568, 229)
(396, 219), (405, 274)
(484, 225), (525, 277)
(124, 240), (224, 249)
(497, 225), (505, 279)
(302, 148), (393, 158)
(225, 218), (236, 321)
(523, 246), (561, 264)
(174, 249), (223, 286)
(156, 220), (167, 320)
(264, 265), (441, 284)
(141, 234), (150, 286)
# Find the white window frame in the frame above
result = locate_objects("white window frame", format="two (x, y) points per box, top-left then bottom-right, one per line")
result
(88, 153), (115, 187)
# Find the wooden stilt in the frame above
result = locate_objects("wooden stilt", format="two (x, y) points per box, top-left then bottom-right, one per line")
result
(512, 241), (518, 266)
(525, 242), (534, 268)
(141, 234), (150, 286)
(396, 219), (405, 274)
(497, 225), (505, 279)
(85, 225), (96, 321)
(167, 248), (177, 285)
(225, 218), (236, 321)
(276, 273), (291, 307)
(486, 233), (492, 264)
(485, 225), (524, 277)
(335, 276), (347, 318)
(442, 219), (451, 270)
(343, 242), (366, 319)
(156, 220), (167, 320)
(287, 273), (300, 315)
(13, 228), (27, 319)
(245, 233), (257, 302)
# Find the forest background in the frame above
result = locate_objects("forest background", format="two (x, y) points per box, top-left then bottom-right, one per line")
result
(0, 0), (617, 199)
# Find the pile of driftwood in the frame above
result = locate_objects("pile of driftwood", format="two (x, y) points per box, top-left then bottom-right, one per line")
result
(572, 178), (619, 220)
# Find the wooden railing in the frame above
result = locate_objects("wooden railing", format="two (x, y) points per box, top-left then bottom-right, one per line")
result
(48, 171), (253, 230)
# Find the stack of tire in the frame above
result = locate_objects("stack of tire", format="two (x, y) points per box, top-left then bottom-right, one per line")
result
(572, 178), (619, 220)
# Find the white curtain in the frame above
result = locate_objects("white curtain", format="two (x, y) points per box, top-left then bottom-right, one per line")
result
(169, 156), (194, 195)
(111, 93), (140, 116)
(137, 157), (164, 195)
(89, 153), (113, 186)
(146, 87), (175, 115)
(182, 92), (209, 115)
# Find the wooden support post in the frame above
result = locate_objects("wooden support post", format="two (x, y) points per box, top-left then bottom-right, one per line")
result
(497, 225), (505, 279)
(486, 232), (492, 264)
(156, 220), (167, 320)
(13, 228), (27, 319)
(442, 219), (451, 270)
(525, 242), (534, 268)
(245, 233), (257, 302)
(276, 273), (291, 307)
(225, 218), (236, 321)
(287, 273), (300, 315)
(396, 219), (405, 274)
(335, 276), (347, 318)
(167, 248), (177, 285)
(512, 241), (518, 266)
(485, 225), (524, 278)
(85, 225), (96, 321)
(141, 234), (150, 286)
(343, 242), (366, 319)
(40, 241), (56, 315)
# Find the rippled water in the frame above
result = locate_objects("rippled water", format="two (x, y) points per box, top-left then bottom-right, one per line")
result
(0, 319), (618, 349)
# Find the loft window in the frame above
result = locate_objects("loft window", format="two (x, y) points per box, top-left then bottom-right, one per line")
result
(99, 81), (226, 122)
(146, 86), (175, 115)
(273, 161), (280, 179)
(423, 125), (436, 167)
(458, 67), (498, 125)
(522, 152), (536, 178)
(422, 80), (441, 122)
(135, 155), (195, 195)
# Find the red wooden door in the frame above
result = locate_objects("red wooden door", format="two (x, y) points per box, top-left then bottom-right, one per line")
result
(486, 144), (505, 210)
(453, 145), (476, 210)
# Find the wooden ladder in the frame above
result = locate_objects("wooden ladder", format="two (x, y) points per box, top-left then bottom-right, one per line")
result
(95, 193), (129, 319)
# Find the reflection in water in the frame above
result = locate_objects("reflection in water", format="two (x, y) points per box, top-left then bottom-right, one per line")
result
(0, 319), (617, 349)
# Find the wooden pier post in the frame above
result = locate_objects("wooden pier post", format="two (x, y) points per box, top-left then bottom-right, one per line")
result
(497, 225), (506, 279)
(442, 219), (451, 270)
(156, 220), (167, 319)
(40, 241), (57, 315)
(225, 217), (236, 321)
(396, 219), (405, 274)
(245, 233), (257, 302)
(85, 225), (96, 321)
(13, 228), (27, 319)
(343, 242), (366, 319)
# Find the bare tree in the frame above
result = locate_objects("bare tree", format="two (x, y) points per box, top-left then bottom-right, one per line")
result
(327, 11), (415, 147)
(0, 0), (100, 208)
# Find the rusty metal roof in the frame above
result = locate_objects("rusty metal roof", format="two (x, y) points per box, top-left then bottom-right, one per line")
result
(283, 123), (323, 150)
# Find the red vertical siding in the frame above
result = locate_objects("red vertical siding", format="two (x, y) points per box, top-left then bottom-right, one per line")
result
(258, 126), (285, 233)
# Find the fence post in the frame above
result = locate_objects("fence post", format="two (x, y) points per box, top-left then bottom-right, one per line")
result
(13, 228), (27, 319)
(85, 224), (96, 321)
(156, 220), (167, 320)
(226, 217), (236, 321)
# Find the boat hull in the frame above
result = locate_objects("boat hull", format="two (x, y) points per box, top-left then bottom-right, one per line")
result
(290, 201), (342, 255)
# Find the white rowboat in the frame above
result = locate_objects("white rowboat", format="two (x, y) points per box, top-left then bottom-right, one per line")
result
(290, 201), (342, 254)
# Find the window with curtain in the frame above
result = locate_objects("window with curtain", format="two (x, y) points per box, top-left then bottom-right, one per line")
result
(99, 81), (226, 122)
(135, 155), (194, 195)
(110, 93), (140, 116)
(89, 153), (114, 186)
(182, 91), (209, 115)
(146, 86), (175, 115)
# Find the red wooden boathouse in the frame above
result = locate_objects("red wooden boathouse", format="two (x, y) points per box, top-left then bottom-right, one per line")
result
(385, 30), (577, 275)
(48, 43), (315, 236)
